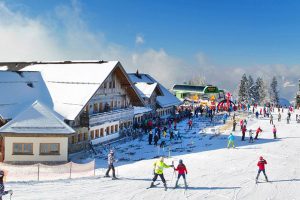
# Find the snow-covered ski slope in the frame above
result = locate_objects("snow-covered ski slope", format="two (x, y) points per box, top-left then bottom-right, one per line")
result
(5, 109), (300, 200)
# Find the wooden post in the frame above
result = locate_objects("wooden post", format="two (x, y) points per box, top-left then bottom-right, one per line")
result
(69, 162), (72, 179)
(37, 164), (40, 181)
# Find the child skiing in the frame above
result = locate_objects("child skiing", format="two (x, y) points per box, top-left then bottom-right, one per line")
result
(256, 156), (269, 183)
(104, 150), (117, 179)
(249, 129), (254, 143)
(227, 133), (235, 148)
(174, 159), (188, 189)
(149, 157), (173, 190)
(0, 170), (12, 200)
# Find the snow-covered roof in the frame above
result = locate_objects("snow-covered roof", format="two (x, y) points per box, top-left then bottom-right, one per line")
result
(21, 61), (119, 120)
(0, 101), (74, 135)
(134, 82), (158, 98)
(128, 73), (181, 108)
(133, 106), (152, 115)
(0, 71), (53, 120)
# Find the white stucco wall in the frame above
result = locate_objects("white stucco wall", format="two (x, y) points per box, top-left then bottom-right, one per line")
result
(4, 136), (68, 162)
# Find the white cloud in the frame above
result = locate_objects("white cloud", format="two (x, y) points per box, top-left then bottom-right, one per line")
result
(135, 35), (144, 45)
(0, 1), (299, 101)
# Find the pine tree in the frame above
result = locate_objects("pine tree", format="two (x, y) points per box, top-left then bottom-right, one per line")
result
(238, 74), (249, 103)
(248, 75), (255, 104)
(269, 76), (279, 105)
(256, 77), (267, 105)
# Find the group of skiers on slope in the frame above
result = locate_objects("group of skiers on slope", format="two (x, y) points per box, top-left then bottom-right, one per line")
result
(228, 125), (265, 148)
(104, 150), (268, 189)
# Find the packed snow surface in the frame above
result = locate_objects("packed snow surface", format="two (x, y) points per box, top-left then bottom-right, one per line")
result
(4, 109), (300, 200)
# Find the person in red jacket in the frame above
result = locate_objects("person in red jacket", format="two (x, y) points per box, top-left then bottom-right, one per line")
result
(241, 125), (247, 141)
(256, 156), (268, 183)
(174, 159), (188, 188)
(254, 127), (263, 140)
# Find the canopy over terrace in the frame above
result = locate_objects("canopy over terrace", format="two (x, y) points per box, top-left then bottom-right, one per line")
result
(172, 84), (225, 102)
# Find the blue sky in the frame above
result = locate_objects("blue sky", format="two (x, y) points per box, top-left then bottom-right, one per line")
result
(7, 0), (300, 66)
(1, 0), (300, 99)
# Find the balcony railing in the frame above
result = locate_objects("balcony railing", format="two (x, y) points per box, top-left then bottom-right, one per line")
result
(89, 107), (134, 127)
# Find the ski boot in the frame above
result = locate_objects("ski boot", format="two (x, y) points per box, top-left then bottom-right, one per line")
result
(164, 183), (167, 191)
(265, 176), (269, 182)
(112, 176), (118, 180)
(104, 175), (110, 178)
(149, 182), (155, 188)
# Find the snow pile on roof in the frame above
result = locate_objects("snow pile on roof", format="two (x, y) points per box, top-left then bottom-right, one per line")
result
(133, 106), (152, 115)
(128, 73), (181, 108)
(134, 82), (158, 98)
(21, 61), (119, 120)
(0, 101), (74, 134)
(0, 71), (53, 120)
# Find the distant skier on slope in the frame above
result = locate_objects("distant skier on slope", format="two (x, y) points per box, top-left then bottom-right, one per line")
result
(273, 125), (277, 139)
(0, 170), (12, 200)
(174, 159), (188, 189)
(249, 129), (254, 143)
(149, 157), (173, 190)
(104, 150), (118, 179)
(254, 127), (263, 140)
(256, 156), (269, 183)
(227, 133), (235, 148)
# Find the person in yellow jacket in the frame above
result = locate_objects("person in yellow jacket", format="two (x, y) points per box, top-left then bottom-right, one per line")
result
(149, 157), (173, 190)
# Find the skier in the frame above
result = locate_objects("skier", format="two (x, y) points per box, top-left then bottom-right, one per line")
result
(249, 129), (254, 143)
(254, 127), (263, 140)
(273, 125), (277, 139)
(240, 120), (244, 131)
(270, 114), (273, 125)
(104, 150), (117, 179)
(296, 114), (299, 122)
(255, 111), (259, 119)
(188, 119), (193, 130)
(150, 157), (173, 190)
(154, 133), (159, 146)
(278, 112), (281, 122)
(227, 133), (235, 148)
(148, 130), (153, 145)
(232, 119), (237, 131)
(0, 170), (12, 200)
(241, 125), (247, 141)
(256, 156), (269, 183)
(174, 159), (188, 189)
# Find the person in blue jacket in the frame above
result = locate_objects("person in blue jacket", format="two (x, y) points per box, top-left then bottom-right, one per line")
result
(227, 133), (235, 148)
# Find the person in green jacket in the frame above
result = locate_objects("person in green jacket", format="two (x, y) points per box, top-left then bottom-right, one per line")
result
(150, 157), (173, 190)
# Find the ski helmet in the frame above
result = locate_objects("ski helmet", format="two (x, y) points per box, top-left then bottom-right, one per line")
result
(179, 159), (183, 164)
(159, 156), (164, 162)
(110, 149), (114, 154)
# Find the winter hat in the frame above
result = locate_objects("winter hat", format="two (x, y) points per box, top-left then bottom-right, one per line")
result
(0, 170), (4, 177)
(110, 149), (114, 154)
(179, 159), (183, 164)
(259, 156), (263, 160)
(159, 157), (164, 162)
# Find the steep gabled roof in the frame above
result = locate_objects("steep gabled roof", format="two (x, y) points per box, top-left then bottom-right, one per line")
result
(21, 61), (144, 120)
(128, 73), (181, 108)
(0, 71), (53, 120)
(0, 101), (74, 135)
(134, 82), (162, 98)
